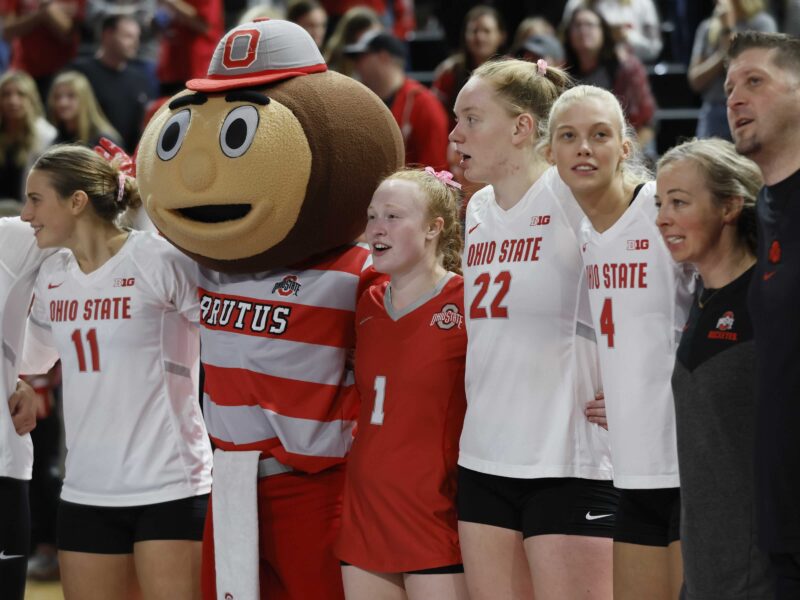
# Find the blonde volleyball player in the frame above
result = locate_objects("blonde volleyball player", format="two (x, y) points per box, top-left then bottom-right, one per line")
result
(19, 145), (212, 600)
(543, 85), (694, 599)
(657, 139), (774, 597)
(335, 167), (468, 600)
(450, 59), (617, 600)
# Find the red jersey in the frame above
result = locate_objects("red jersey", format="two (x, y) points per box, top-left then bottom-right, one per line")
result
(2, 0), (85, 78)
(336, 273), (467, 572)
(391, 78), (450, 170)
(156, 0), (224, 83)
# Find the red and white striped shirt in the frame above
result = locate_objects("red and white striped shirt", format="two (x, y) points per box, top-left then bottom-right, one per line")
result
(200, 244), (377, 473)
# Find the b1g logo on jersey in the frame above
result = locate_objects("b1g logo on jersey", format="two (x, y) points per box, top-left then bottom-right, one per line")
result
(716, 311), (735, 331)
(530, 215), (551, 227)
(272, 275), (301, 297)
(627, 239), (649, 250)
(430, 303), (464, 330)
(113, 277), (136, 287)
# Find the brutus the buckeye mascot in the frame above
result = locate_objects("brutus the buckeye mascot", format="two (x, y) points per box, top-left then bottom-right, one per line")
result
(135, 19), (403, 600)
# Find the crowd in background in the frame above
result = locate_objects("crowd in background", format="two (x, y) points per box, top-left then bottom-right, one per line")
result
(0, 0), (795, 208)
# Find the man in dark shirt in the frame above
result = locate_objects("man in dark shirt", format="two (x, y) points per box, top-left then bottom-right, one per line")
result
(70, 14), (151, 151)
(726, 31), (800, 598)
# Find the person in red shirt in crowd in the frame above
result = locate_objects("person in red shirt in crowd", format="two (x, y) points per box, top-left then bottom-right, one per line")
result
(432, 5), (507, 125)
(0, 0), (85, 101)
(155, 0), (224, 96)
(321, 0), (413, 40)
(346, 30), (449, 170)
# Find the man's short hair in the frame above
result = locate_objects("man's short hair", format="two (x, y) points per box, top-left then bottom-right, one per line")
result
(729, 31), (800, 75)
(101, 13), (139, 35)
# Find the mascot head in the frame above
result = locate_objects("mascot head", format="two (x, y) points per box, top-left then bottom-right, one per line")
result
(136, 19), (404, 272)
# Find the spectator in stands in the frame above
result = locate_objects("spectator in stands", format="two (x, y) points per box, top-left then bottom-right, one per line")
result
(0, 71), (56, 203)
(70, 14), (152, 152)
(432, 5), (507, 119)
(84, 1), (160, 96)
(688, 0), (776, 140)
(155, 0), (224, 96)
(288, 0), (328, 49)
(346, 30), (449, 169)
(0, 0), (86, 101)
(46, 71), (120, 147)
(509, 15), (557, 57)
(517, 33), (566, 67)
(321, 0), (413, 40)
(562, 0), (663, 63)
(563, 6), (656, 145)
(324, 5), (382, 76)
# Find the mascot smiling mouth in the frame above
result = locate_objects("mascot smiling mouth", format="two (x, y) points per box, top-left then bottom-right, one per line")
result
(175, 204), (252, 223)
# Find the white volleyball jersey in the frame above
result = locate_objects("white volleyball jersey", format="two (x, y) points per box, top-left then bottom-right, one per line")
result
(0, 218), (53, 480)
(460, 167), (612, 479)
(22, 230), (212, 506)
(580, 182), (694, 488)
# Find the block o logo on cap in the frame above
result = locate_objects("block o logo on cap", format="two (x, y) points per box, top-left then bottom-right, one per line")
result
(222, 28), (260, 69)
(187, 19), (327, 93)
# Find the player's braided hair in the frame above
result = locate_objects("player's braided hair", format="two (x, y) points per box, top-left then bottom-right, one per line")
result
(658, 138), (762, 255)
(384, 168), (464, 275)
(32, 144), (141, 223)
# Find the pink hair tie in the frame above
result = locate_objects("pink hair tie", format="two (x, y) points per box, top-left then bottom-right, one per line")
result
(116, 173), (126, 205)
(537, 58), (548, 75)
(424, 166), (462, 190)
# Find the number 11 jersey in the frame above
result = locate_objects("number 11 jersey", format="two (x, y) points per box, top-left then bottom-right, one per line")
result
(23, 231), (212, 507)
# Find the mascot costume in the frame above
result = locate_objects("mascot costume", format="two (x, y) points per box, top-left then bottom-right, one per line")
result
(135, 18), (403, 600)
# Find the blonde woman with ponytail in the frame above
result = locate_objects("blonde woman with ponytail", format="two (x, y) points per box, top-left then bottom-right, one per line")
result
(451, 59), (616, 599)
(336, 166), (468, 600)
(19, 144), (212, 600)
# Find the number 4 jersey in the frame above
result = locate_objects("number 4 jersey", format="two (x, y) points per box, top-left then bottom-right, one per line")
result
(580, 182), (694, 488)
(22, 231), (212, 507)
(461, 167), (611, 480)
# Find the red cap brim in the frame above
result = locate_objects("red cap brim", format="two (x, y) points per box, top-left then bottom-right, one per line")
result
(186, 63), (327, 92)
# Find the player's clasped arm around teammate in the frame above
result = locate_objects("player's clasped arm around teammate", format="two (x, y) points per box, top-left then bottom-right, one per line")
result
(19, 144), (212, 600)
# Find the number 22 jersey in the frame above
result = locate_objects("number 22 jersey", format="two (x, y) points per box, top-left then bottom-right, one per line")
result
(22, 231), (212, 507)
(460, 167), (611, 480)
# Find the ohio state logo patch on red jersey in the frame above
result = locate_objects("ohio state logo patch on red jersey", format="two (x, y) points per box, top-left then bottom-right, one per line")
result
(272, 275), (301, 296)
(430, 303), (464, 330)
(769, 239), (781, 264)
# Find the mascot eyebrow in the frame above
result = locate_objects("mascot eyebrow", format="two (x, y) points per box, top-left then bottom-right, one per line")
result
(168, 91), (270, 111)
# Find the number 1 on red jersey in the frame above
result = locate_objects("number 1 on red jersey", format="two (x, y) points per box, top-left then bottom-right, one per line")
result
(371, 375), (386, 425)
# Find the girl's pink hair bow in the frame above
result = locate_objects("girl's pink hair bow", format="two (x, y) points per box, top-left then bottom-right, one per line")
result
(424, 166), (462, 190)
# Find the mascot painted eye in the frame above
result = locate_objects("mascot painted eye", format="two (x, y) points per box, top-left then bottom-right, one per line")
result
(220, 105), (259, 157)
(157, 109), (191, 161)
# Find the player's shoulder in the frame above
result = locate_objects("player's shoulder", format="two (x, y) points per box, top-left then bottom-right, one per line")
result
(39, 248), (72, 276)
(126, 230), (194, 269)
(356, 280), (389, 322)
(442, 272), (464, 299)
(466, 185), (494, 219)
